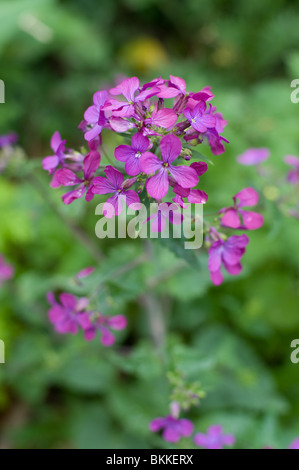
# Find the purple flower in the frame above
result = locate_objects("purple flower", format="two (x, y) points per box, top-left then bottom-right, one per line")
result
(0, 132), (18, 148)
(284, 155), (299, 184)
(194, 425), (235, 449)
(237, 148), (270, 166)
(219, 187), (263, 230)
(144, 108), (178, 130)
(76, 267), (95, 280)
(103, 77), (159, 118)
(81, 314), (127, 346)
(150, 416), (194, 443)
(156, 75), (186, 99)
(172, 161), (208, 205)
(183, 101), (216, 133)
(55, 150), (101, 204)
(140, 135), (198, 200)
(42, 131), (67, 174)
(83, 90), (109, 141)
(47, 292), (90, 335)
(0, 255), (14, 287)
(92, 165), (141, 218)
(146, 202), (183, 232)
(289, 438), (299, 449)
(208, 234), (249, 285)
(115, 132), (152, 176)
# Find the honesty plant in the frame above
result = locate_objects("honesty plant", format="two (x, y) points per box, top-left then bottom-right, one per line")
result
(41, 75), (265, 285)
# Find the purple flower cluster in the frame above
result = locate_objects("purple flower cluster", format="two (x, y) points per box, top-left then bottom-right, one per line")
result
(0, 132), (18, 173)
(206, 187), (263, 286)
(47, 280), (127, 347)
(150, 411), (234, 449)
(42, 75), (227, 215)
(0, 254), (14, 287)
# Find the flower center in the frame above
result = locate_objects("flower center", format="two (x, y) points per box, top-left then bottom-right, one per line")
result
(135, 151), (141, 159)
(163, 162), (169, 168)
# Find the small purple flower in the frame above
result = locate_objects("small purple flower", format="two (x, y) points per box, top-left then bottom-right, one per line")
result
(81, 314), (127, 346)
(150, 416), (194, 443)
(144, 108), (178, 130)
(219, 187), (263, 230)
(289, 438), (299, 449)
(0, 255), (14, 287)
(0, 132), (18, 148)
(208, 234), (249, 285)
(42, 131), (67, 174)
(172, 161), (208, 205)
(194, 425), (235, 449)
(183, 101), (216, 133)
(92, 165), (141, 218)
(83, 90), (109, 141)
(115, 132), (152, 176)
(47, 292), (90, 335)
(76, 267), (95, 280)
(103, 77), (159, 118)
(140, 135), (198, 200)
(55, 150), (101, 204)
(284, 155), (299, 185)
(237, 148), (270, 166)
(146, 202), (183, 233)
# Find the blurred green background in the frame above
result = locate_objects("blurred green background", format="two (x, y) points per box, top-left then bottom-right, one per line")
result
(1, 0), (299, 449)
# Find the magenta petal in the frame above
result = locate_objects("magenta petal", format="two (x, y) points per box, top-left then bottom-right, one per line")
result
(169, 75), (186, 93)
(100, 327), (115, 346)
(146, 169), (169, 199)
(241, 210), (264, 229)
(48, 306), (65, 323)
(150, 108), (177, 128)
(237, 148), (270, 165)
(287, 169), (299, 184)
(208, 242), (222, 272)
(234, 187), (259, 207)
(122, 189), (141, 210)
(221, 209), (240, 228)
(62, 186), (86, 204)
(223, 434), (235, 446)
(150, 212), (167, 233)
(140, 152), (162, 174)
(131, 132), (151, 153)
(284, 155), (299, 167)
(160, 135), (181, 163)
(223, 261), (242, 275)
(76, 267), (95, 279)
(92, 176), (114, 194)
(84, 125), (102, 142)
(179, 419), (194, 437)
(108, 315), (127, 330)
(210, 269), (224, 286)
(93, 90), (109, 107)
(115, 145), (135, 162)
(110, 77), (139, 102)
(162, 427), (180, 443)
(150, 418), (165, 432)
(125, 156), (142, 176)
(188, 189), (208, 204)
(194, 433), (208, 447)
(105, 165), (124, 189)
(84, 151), (101, 180)
(56, 168), (82, 186)
(42, 155), (59, 172)
(103, 194), (123, 218)
(59, 293), (77, 310)
(168, 165), (198, 189)
(190, 161), (208, 176)
(84, 105), (99, 124)
(50, 131), (62, 152)
(84, 327), (97, 341)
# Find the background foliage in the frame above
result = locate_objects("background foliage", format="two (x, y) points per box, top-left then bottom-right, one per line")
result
(0, 0), (299, 449)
